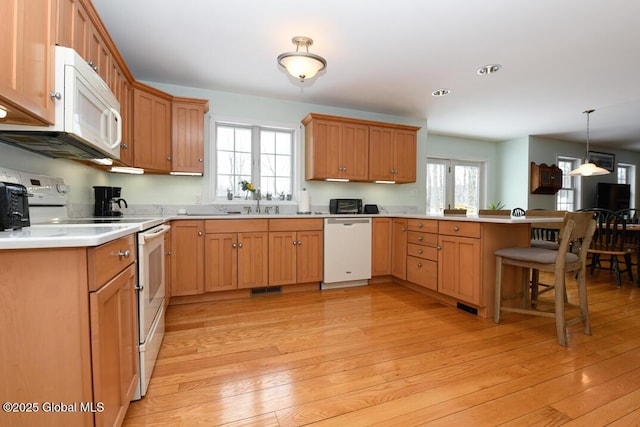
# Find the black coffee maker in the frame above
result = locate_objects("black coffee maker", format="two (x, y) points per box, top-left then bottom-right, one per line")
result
(94, 186), (128, 217)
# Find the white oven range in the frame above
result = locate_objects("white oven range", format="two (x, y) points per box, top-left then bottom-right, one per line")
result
(133, 222), (170, 400)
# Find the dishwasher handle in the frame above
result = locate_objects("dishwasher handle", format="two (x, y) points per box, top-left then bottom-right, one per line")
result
(326, 218), (371, 226)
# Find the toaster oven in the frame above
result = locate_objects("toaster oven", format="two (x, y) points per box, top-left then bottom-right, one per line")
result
(0, 182), (30, 230)
(329, 198), (363, 214)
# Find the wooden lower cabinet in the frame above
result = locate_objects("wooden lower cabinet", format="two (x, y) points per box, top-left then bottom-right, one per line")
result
(406, 219), (438, 291)
(170, 220), (205, 296)
(391, 218), (408, 279)
(437, 234), (481, 304)
(0, 235), (138, 427)
(201, 219), (269, 292)
(268, 219), (323, 286)
(371, 217), (392, 276)
(205, 231), (269, 290)
(89, 263), (138, 427)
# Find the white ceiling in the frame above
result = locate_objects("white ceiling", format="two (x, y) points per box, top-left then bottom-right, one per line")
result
(92, 0), (640, 151)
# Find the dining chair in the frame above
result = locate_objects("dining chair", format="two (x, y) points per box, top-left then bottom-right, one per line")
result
(525, 209), (566, 249)
(494, 212), (596, 346)
(583, 208), (634, 287)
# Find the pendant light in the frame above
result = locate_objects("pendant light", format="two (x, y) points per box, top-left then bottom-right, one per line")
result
(568, 109), (610, 176)
(277, 36), (327, 82)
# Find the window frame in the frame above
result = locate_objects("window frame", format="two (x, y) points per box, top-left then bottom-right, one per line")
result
(209, 116), (300, 203)
(426, 157), (486, 215)
(556, 156), (581, 211)
(617, 162), (636, 208)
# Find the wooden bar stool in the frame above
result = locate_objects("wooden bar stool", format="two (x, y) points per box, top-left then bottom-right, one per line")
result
(494, 212), (596, 346)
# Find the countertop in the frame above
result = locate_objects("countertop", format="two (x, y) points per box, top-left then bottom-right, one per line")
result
(0, 213), (562, 250)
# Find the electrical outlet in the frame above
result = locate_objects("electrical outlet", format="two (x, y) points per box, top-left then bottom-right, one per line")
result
(195, 194), (201, 204)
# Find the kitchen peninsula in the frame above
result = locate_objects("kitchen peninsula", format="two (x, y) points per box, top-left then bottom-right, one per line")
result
(0, 212), (559, 426)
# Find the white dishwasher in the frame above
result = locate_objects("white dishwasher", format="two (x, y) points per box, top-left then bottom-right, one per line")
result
(322, 217), (372, 289)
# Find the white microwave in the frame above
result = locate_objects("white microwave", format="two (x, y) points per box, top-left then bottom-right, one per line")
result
(0, 46), (122, 160)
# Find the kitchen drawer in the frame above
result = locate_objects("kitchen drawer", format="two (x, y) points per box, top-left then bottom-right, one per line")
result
(406, 256), (437, 290)
(438, 221), (481, 238)
(407, 219), (438, 233)
(407, 243), (437, 261)
(268, 218), (323, 232)
(205, 219), (268, 233)
(407, 231), (437, 247)
(88, 234), (136, 291)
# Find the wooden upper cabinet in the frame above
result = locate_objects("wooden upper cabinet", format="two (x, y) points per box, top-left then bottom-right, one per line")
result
(110, 64), (133, 166)
(0, 0), (56, 125)
(303, 114), (369, 181)
(172, 97), (209, 174)
(530, 162), (563, 194)
(88, 26), (111, 85)
(369, 126), (417, 183)
(303, 113), (419, 183)
(133, 82), (172, 172)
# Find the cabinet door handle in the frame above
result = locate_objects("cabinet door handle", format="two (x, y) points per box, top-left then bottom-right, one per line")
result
(437, 245), (442, 250)
(232, 243), (237, 248)
(292, 241), (298, 246)
(296, 240), (302, 245)
(198, 231), (203, 236)
(401, 227), (407, 232)
(198, 158), (204, 162)
(49, 91), (62, 101)
(237, 242), (243, 248)
(418, 223), (423, 228)
(417, 263), (422, 268)
(453, 226), (460, 232)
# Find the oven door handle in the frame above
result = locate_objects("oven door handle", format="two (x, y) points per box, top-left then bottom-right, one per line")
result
(139, 224), (171, 244)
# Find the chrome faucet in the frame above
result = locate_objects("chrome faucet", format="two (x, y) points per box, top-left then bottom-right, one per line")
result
(255, 189), (261, 213)
(244, 206), (252, 214)
(275, 205), (280, 215)
(264, 206), (271, 214)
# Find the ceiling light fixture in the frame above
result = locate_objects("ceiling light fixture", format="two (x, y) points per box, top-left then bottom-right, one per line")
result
(476, 64), (501, 75)
(568, 109), (609, 176)
(277, 36), (327, 82)
(431, 89), (451, 97)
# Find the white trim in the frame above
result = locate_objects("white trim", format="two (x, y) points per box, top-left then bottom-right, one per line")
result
(208, 115), (300, 202)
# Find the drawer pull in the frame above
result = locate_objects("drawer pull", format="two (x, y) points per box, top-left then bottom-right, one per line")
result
(453, 226), (460, 232)
(118, 249), (130, 259)
(437, 245), (442, 250)
(417, 263), (422, 268)
(418, 235), (423, 241)
(418, 249), (423, 254)
(418, 223), (424, 228)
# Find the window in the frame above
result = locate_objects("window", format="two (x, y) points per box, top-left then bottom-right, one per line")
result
(214, 121), (294, 200)
(426, 158), (484, 215)
(617, 163), (636, 208)
(556, 157), (580, 211)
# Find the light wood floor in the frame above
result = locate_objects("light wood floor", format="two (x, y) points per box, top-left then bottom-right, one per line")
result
(123, 272), (640, 426)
